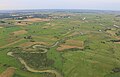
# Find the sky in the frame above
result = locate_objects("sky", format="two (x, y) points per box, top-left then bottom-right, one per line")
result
(0, 0), (120, 10)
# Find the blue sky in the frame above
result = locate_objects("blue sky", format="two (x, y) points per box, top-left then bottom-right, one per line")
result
(0, 0), (120, 10)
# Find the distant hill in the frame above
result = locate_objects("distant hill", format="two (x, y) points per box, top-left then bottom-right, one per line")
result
(0, 9), (120, 14)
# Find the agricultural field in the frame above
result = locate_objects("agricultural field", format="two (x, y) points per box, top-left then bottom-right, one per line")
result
(0, 10), (120, 77)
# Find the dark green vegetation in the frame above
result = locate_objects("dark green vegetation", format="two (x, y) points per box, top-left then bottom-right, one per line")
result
(15, 51), (55, 70)
(0, 10), (120, 77)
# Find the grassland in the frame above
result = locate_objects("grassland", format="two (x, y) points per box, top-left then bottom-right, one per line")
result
(0, 11), (120, 77)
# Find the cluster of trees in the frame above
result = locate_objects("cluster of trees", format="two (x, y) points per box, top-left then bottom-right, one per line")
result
(0, 21), (6, 23)
(115, 15), (120, 17)
(112, 67), (120, 73)
(24, 35), (32, 39)
(116, 31), (120, 36)
(32, 14), (50, 18)
(110, 40), (120, 42)
(16, 52), (54, 70)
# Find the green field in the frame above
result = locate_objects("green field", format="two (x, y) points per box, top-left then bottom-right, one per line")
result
(0, 11), (120, 77)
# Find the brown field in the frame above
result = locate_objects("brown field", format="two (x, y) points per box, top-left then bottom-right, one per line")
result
(115, 42), (120, 44)
(57, 40), (84, 51)
(19, 42), (48, 48)
(14, 18), (49, 26)
(0, 67), (15, 77)
(12, 30), (27, 35)
(57, 44), (83, 51)
(15, 21), (32, 26)
(23, 18), (50, 22)
(66, 40), (84, 46)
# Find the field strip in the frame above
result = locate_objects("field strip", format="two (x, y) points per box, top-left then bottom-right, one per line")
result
(0, 67), (15, 77)
(0, 39), (24, 48)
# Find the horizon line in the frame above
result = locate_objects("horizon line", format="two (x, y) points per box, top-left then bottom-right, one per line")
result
(0, 8), (120, 12)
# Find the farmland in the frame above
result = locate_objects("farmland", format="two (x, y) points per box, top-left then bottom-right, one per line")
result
(0, 10), (120, 77)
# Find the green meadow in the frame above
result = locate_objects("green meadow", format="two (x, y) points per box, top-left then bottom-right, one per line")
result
(0, 12), (120, 77)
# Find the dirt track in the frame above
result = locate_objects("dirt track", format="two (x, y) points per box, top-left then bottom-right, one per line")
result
(7, 42), (63, 77)
(0, 39), (24, 48)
